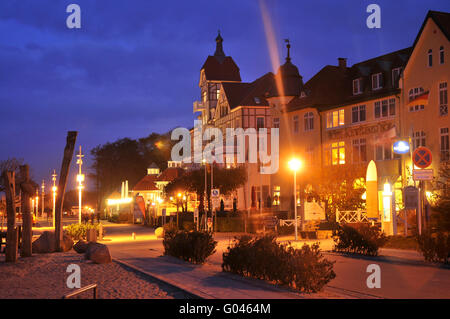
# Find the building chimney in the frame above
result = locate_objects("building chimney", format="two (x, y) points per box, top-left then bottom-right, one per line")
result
(338, 58), (347, 69)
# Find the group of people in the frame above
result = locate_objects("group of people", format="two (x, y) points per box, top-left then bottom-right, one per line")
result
(81, 212), (100, 224)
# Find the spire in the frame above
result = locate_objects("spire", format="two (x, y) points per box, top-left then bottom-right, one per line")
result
(284, 38), (291, 63)
(214, 30), (225, 57)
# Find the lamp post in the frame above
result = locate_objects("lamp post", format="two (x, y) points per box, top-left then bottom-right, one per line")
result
(52, 170), (57, 228)
(41, 180), (45, 219)
(288, 158), (302, 241)
(177, 192), (182, 228)
(76, 146), (85, 224)
(202, 159), (207, 210)
(35, 189), (39, 219)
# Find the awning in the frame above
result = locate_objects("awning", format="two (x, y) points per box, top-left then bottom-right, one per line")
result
(407, 91), (429, 106)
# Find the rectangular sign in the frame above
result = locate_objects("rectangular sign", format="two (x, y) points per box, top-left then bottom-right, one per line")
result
(413, 169), (433, 181)
(404, 186), (419, 210)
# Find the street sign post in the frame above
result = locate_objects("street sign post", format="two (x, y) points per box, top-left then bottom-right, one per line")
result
(211, 189), (220, 210)
(412, 147), (432, 169)
(404, 186), (419, 210)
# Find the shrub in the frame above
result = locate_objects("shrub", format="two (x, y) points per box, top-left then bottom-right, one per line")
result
(222, 235), (335, 293)
(65, 223), (100, 240)
(277, 225), (294, 236)
(163, 230), (217, 264)
(216, 217), (244, 232)
(163, 222), (178, 233)
(417, 231), (450, 264)
(333, 224), (386, 256)
(182, 221), (195, 231)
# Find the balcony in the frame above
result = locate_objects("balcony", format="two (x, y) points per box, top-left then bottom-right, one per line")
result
(193, 100), (205, 113)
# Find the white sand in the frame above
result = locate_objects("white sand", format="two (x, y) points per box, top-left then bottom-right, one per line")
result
(0, 251), (178, 299)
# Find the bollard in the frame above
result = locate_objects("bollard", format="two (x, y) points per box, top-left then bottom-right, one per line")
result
(98, 223), (103, 240)
(87, 228), (97, 243)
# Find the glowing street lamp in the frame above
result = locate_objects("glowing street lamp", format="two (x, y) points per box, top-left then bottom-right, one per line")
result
(41, 180), (45, 219)
(52, 170), (57, 228)
(288, 158), (302, 241)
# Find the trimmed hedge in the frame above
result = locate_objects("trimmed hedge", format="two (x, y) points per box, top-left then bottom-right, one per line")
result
(333, 224), (386, 256)
(216, 217), (244, 232)
(417, 231), (450, 264)
(65, 223), (101, 240)
(222, 235), (336, 293)
(163, 229), (217, 264)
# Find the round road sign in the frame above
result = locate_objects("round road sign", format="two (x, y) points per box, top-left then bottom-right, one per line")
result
(412, 147), (432, 169)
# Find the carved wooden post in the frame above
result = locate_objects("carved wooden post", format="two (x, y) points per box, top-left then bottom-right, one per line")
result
(19, 165), (33, 257)
(55, 131), (77, 251)
(3, 171), (18, 262)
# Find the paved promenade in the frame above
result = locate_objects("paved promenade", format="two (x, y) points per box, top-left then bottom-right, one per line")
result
(99, 223), (449, 299)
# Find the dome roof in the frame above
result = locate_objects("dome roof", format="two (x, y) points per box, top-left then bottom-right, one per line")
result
(268, 40), (304, 97)
(273, 60), (303, 97)
(277, 60), (300, 78)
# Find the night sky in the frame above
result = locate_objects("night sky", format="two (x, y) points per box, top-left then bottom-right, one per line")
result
(1, 0), (449, 190)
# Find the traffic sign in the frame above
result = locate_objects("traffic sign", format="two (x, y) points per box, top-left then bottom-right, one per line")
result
(211, 189), (220, 197)
(412, 147), (432, 169)
(413, 169), (433, 181)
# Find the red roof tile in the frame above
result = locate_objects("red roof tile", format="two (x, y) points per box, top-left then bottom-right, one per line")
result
(156, 167), (184, 182)
(132, 175), (158, 191)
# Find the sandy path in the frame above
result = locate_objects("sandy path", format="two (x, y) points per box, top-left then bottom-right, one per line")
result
(0, 251), (182, 299)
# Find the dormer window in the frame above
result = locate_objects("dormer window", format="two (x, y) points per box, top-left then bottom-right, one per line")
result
(372, 73), (383, 90)
(353, 78), (363, 95)
(392, 67), (402, 88)
(428, 49), (433, 67)
(254, 97), (261, 104)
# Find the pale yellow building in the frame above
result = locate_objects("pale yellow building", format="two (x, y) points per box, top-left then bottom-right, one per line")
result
(401, 11), (450, 186)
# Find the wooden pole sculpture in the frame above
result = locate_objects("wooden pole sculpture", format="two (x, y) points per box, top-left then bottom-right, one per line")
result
(55, 131), (77, 251)
(3, 171), (18, 262)
(20, 165), (34, 257)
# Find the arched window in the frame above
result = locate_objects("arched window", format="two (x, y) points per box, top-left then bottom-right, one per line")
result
(440, 46), (444, 64)
(428, 49), (433, 67)
(304, 112), (314, 131)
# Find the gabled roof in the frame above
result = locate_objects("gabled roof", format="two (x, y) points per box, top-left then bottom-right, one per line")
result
(411, 11), (450, 51)
(286, 47), (412, 113)
(133, 175), (158, 191)
(156, 167), (184, 182)
(221, 72), (274, 109)
(201, 56), (241, 82)
(287, 65), (348, 112)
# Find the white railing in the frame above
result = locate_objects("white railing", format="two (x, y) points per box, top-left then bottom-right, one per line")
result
(279, 217), (301, 227)
(336, 209), (369, 223)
